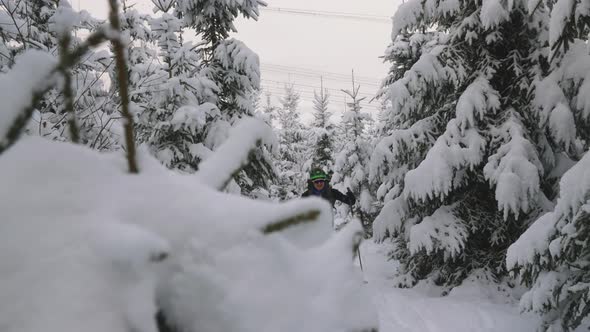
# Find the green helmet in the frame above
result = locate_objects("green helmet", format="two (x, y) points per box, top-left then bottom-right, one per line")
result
(309, 168), (328, 181)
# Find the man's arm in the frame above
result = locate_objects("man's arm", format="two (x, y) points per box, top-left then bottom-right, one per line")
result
(332, 188), (356, 206)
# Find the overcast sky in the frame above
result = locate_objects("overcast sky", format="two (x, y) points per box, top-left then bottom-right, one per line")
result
(77, 0), (402, 123)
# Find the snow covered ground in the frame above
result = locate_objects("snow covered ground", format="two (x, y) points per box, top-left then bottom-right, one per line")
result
(358, 241), (541, 332)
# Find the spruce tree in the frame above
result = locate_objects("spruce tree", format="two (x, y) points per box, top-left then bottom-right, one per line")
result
(333, 72), (375, 233)
(139, 6), (218, 171)
(506, 1), (590, 330)
(261, 92), (278, 126)
(310, 79), (334, 170)
(275, 84), (309, 199)
(369, 0), (574, 288)
(172, 0), (275, 195)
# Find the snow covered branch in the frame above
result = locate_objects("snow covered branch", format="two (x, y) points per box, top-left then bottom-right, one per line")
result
(0, 51), (56, 154)
(197, 117), (275, 190)
(391, 0), (423, 40)
(404, 77), (499, 203)
(548, 0), (589, 58)
(373, 196), (408, 242)
(483, 114), (543, 220)
(408, 205), (467, 260)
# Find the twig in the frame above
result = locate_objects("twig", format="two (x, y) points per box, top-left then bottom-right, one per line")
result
(0, 0), (27, 50)
(108, 0), (139, 174)
(91, 114), (114, 149)
(73, 58), (115, 108)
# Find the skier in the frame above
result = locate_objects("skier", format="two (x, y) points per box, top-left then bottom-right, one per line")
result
(301, 168), (356, 207)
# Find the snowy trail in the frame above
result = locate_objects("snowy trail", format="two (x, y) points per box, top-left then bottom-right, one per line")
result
(358, 241), (540, 332)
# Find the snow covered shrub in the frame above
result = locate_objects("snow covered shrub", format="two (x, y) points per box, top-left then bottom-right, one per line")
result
(0, 131), (378, 332)
(371, 0), (589, 288)
(0, 3), (377, 330)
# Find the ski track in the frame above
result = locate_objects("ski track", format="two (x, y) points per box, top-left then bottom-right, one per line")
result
(358, 241), (540, 332)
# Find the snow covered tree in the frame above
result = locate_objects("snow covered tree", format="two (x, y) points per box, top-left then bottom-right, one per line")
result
(215, 40), (275, 196)
(169, 0), (275, 196)
(507, 151), (590, 331)
(333, 72), (375, 234)
(505, 3), (590, 330)
(134, 8), (219, 172)
(274, 84), (309, 199)
(369, 0), (590, 288)
(260, 92), (278, 125)
(251, 87), (262, 113)
(310, 78), (334, 170)
(278, 83), (300, 122)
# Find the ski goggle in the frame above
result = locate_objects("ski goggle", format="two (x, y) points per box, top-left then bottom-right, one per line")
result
(312, 179), (326, 184)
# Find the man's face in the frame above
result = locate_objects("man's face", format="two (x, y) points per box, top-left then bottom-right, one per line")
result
(312, 179), (326, 191)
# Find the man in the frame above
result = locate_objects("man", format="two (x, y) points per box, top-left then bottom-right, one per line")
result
(301, 169), (355, 207)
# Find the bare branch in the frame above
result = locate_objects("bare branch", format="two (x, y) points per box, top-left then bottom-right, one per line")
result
(73, 59), (115, 108)
(59, 34), (80, 143)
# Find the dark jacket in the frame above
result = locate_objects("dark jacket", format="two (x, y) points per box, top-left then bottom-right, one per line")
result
(301, 181), (355, 207)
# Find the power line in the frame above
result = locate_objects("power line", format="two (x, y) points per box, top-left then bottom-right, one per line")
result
(262, 63), (379, 80)
(261, 63), (382, 85)
(262, 84), (377, 99)
(261, 70), (382, 89)
(262, 70), (381, 90)
(262, 81), (377, 95)
(261, 6), (391, 24)
(261, 79), (376, 98)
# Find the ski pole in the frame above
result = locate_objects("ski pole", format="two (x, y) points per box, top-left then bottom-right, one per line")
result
(357, 246), (364, 271)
